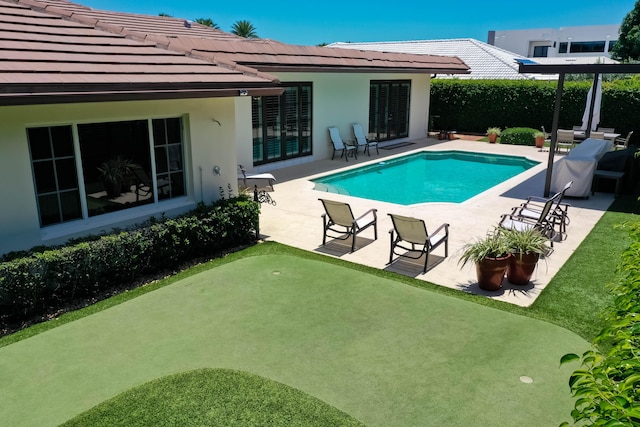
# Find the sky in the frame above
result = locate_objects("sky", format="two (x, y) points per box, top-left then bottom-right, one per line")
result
(79, 0), (633, 46)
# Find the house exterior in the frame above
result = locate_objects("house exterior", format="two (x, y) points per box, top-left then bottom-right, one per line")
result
(330, 38), (557, 80)
(0, 0), (468, 255)
(488, 25), (620, 60)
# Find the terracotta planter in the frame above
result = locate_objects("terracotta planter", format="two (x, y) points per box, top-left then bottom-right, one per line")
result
(535, 137), (544, 149)
(488, 133), (498, 143)
(476, 255), (510, 291)
(507, 252), (540, 285)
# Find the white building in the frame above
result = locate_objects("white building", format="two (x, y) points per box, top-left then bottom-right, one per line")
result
(488, 25), (620, 60)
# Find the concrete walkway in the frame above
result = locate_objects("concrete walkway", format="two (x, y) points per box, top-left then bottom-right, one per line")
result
(253, 137), (615, 307)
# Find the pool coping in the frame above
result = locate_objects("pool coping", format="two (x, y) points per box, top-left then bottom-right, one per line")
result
(254, 137), (615, 307)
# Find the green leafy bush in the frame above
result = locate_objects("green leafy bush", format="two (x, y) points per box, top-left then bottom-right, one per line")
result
(0, 195), (260, 320)
(560, 220), (640, 426)
(430, 79), (640, 137)
(500, 127), (538, 146)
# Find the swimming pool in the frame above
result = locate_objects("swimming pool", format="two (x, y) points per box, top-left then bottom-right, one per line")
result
(312, 151), (539, 204)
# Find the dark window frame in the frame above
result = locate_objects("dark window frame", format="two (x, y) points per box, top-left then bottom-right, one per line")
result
(27, 117), (186, 227)
(252, 82), (313, 166)
(533, 45), (549, 57)
(369, 80), (411, 142)
(28, 125), (82, 226)
(569, 41), (606, 53)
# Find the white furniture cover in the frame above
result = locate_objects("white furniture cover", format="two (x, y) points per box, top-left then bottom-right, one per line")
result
(551, 138), (612, 197)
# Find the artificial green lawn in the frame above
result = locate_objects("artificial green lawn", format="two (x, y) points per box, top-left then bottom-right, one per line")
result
(0, 254), (588, 426)
(62, 369), (364, 426)
(0, 197), (638, 425)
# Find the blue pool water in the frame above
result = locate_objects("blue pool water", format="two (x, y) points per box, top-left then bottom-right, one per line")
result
(313, 151), (539, 204)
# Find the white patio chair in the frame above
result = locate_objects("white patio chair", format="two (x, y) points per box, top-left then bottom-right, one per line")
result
(352, 123), (379, 156)
(614, 131), (633, 150)
(328, 127), (357, 161)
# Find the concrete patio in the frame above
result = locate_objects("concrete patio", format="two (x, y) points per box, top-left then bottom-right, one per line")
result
(253, 137), (615, 307)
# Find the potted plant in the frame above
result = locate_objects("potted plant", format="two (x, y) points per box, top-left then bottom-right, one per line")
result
(533, 131), (545, 149)
(486, 127), (502, 143)
(502, 228), (548, 285)
(459, 231), (511, 291)
(97, 156), (138, 198)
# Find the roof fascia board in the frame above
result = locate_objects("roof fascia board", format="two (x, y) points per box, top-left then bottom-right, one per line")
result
(0, 86), (285, 106)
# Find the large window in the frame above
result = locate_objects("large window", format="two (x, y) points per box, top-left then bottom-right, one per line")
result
(369, 80), (411, 142)
(569, 41), (606, 53)
(28, 117), (186, 226)
(28, 126), (82, 226)
(533, 46), (549, 57)
(252, 83), (312, 165)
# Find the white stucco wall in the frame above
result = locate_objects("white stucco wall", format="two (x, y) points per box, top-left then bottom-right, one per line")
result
(239, 72), (431, 174)
(0, 72), (433, 254)
(0, 97), (239, 254)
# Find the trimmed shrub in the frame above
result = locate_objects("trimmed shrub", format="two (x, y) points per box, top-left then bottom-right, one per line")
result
(430, 79), (640, 137)
(500, 127), (538, 146)
(0, 195), (260, 321)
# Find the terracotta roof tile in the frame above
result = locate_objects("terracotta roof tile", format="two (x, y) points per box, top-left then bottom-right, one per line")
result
(1, 0), (469, 106)
(16, 0), (468, 74)
(0, 0), (281, 104)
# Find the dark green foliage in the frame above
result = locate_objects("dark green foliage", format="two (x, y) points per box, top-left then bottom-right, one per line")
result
(194, 18), (220, 29)
(611, 0), (640, 61)
(560, 220), (640, 426)
(499, 127), (538, 146)
(0, 196), (260, 320)
(430, 79), (640, 137)
(231, 20), (258, 38)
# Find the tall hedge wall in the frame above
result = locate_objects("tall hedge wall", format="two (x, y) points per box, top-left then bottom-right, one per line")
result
(430, 79), (640, 137)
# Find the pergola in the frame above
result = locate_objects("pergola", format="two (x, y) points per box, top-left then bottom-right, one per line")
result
(518, 63), (640, 196)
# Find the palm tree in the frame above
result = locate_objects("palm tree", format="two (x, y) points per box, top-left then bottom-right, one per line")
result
(231, 20), (258, 38)
(195, 18), (220, 29)
(158, 12), (173, 17)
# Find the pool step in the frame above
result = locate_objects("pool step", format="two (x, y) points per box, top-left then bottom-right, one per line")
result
(313, 183), (350, 195)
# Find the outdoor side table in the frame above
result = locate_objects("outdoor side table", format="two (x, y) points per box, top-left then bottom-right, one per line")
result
(591, 170), (625, 198)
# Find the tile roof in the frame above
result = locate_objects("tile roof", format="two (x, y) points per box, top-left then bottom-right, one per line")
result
(0, 0), (469, 105)
(19, 0), (469, 75)
(329, 38), (556, 80)
(0, 0), (280, 105)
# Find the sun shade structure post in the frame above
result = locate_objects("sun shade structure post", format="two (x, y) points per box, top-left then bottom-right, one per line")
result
(545, 72), (565, 197)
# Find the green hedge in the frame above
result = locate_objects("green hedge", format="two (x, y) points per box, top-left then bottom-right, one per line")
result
(430, 79), (640, 139)
(499, 127), (538, 146)
(0, 196), (260, 320)
(560, 220), (640, 425)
